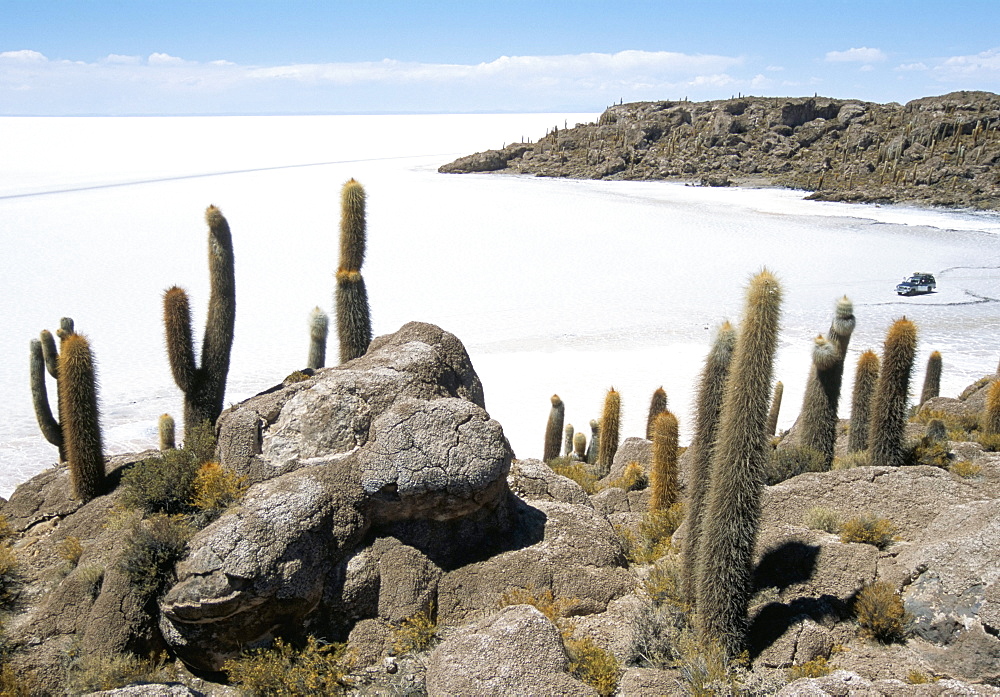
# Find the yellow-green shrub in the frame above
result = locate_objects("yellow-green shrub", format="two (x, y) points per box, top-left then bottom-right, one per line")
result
(619, 504), (683, 564)
(605, 462), (647, 492)
(223, 636), (353, 696)
(854, 581), (910, 643)
(548, 457), (600, 494)
(787, 655), (832, 680)
(564, 633), (620, 697)
(392, 605), (437, 655)
(951, 460), (982, 478)
(192, 461), (247, 514)
(499, 587), (575, 623)
(803, 506), (840, 534)
(840, 515), (897, 549)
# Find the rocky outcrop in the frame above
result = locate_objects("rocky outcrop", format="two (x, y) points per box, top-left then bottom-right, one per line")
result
(440, 91), (1000, 210)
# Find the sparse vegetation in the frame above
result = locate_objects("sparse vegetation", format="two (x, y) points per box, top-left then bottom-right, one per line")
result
(117, 513), (194, 599)
(500, 587), (576, 623)
(64, 649), (166, 694)
(854, 581), (911, 643)
(766, 445), (826, 485)
(951, 459), (982, 478)
(618, 504), (684, 564)
(605, 461), (647, 492)
(564, 633), (620, 696)
(57, 536), (84, 566)
(549, 456), (600, 494)
(787, 655), (833, 680)
(832, 450), (870, 470)
(906, 669), (936, 684)
(223, 636), (353, 696)
(192, 461), (248, 516)
(803, 506), (840, 534)
(840, 515), (898, 549)
(392, 604), (438, 655)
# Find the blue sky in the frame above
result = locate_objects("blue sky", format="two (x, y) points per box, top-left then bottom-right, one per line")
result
(2, 1), (999, 115)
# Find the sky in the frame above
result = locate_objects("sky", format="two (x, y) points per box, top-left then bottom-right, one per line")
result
(1, 1), (999, 115)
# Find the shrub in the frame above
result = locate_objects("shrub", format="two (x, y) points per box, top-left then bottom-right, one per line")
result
(119, 449), (200, 515)
(832, 450), (869, 470)
(0, 662), (36, 697)
(977, 432), (1000, 452)
(0, 543), (18, 607)
(912, 408), (977, 434)
(223, 636), (353, 696)
(64, 650), (165, 694)
(192, 461), (247, 515)
(606, 461), (647, 492)
(392, 604), (437, 655)
(803, 506), (840, 534)
(619, 504), (684, 565)
(951, 460), (982, 478)
(548, 457), (600, 494)
(58, 536), (84, 566)
(564, 633), (620, 697)
(906, 669), (936, 684)
(854, 580), (910, 643)
(787, 655), (832, 680)
(0, 516), (15, 542)
(766, 445), (826, 485)
(840, 515), (897, 550)
(75, 563), (105, 599)
(117, 513), (193, 599)
(644, 554), (685, 607)
(499, 587), (575, 623)
(907, 438), (952, 468)
(182, 419), (218, 464)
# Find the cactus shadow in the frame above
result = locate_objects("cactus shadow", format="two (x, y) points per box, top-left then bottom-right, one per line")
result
(753, 540), (820, 591)
(748, 596), (845, 660)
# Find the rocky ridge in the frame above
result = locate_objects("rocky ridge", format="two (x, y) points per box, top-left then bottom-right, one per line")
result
(440, 91), (1000, 210)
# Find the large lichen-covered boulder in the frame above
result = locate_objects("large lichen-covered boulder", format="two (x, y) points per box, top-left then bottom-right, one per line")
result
(159, 322), (513, 671)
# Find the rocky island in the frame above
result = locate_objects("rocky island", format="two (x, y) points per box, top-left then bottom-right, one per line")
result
(440, 91), (1000, 211)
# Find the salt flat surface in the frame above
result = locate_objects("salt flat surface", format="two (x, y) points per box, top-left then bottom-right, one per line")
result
(2, 114), (1000, 498)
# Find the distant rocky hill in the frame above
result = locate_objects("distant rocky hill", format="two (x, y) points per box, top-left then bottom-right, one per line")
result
(440, 91), (1000, 210)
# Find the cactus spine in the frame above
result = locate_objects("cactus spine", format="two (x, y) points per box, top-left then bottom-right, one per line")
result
(58, 334), (105, 501)
(868, 318), (918, 467)
(307, 307), (329, 370)
(645, 386), (667, 439)
(766, 381), (783, 436)
(798, 297), (855, 465)
(696, 270), (783, 658)
(563, 424), (574, 457)
(159, 413), (176, 451)
(542, 395), (565, 462)
(596, 388), (621, 475)
(586, 419), (600, 465)
(164, 205), (236, 438)
(335, 179), (372, 363)
(681, 321), (737, 607)
(848, 350), (880, 452)
(919, 350), (942, 405)
(649, 410), (679, 512)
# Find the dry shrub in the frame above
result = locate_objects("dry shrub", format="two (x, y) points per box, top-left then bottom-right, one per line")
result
(906, 669), (936, 684)
(0, 516), (15, 542)
(977, 432), (1000, 452)
(564, 633), (620, 696)
(906, 438), (952, 468)
(117, 513), (193, 599)
(499, 587), (575, 623)
(0, 662), (35, 697)
(58, 536), (84, 566)
(548, 457), (600, 494)
(619, 504), (684, 565)
(65, 651), (166, 694)
(803, 506), (840, 534)
(951, 460), (982, 478)
(786, 655), (832, 680)
(912, 408), (978, 434)
(223, 636), (353, 696)
(854, 580), (910, 643)
(76, 563), (105, 599)
(392, 604), (437, 655)
(192, 461), (247, 514)
(606, 462), (648, 492)
(0, 543), (18, 607)
(840, 515), (897, 550)
(766, 446), (826, 485)
(643, 553), (685, 607)
(832, 450), (870, 470)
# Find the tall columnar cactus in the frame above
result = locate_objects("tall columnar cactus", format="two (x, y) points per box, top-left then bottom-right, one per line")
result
(335, 179), (372, 363)
(696, 269), (783, 658)
(848, 350), (880, 452)
(681, 321), (736, 607)
(798, 297), (856, 465)
(164, 205), (236, 438)
(586, 419), (600, 465)
(596, 388), (621, 475)
(307, 307), (329, 370)
(572, 431), (587, 460)
(59, 333), (105, 501)
(981, 380), (1000, 435)
(543, 394), (565, 462)
(30, 318), (76, 461)
(868, 317), (918, 467)
(159, 413), (176, 451)
(646, 386), (667, 440)
(920, 350), (942, 406)
(563, 424), (575, 457)
(766, 381), (783, 436)
(649, 410), (679, 512)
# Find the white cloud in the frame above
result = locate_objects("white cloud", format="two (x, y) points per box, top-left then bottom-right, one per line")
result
(148, 52), (187, 66)
(104, 54), (141, 65)
(825, 47), (887, 64)
(936, 48), (1000, 76)
(859, 64), (875, 72)
(0, 49), (47, 62)
(896, 62), (928, 71)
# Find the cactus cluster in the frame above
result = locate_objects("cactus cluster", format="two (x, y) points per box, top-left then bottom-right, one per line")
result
(164, 205), (236, 439)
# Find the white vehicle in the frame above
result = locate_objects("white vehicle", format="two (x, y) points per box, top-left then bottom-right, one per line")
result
(895, 272), (936, 296)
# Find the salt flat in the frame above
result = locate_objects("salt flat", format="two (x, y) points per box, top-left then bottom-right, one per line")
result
(2, 114), (999, 497)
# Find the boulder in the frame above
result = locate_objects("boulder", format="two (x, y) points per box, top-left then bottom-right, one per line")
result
(507, 458), (591, 506)
(425, 604), (597, 696)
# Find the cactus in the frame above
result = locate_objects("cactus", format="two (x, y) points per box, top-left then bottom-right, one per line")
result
(766, 381), (783, 436)
(163, 205), (236, 438)
(681, 320), (737, 607)
(649, 410), (679, 512)
(919, 350), (942, 406)
(848, 350), (880, 452)
(982, 380), (1000, 435)
(868, 318), (918, 467)
(798, 297), (856, 465)
(596, 388), (621, 475)
(30, 318), (76, 461)
(58, 334), (105, 501)
(307, 307), (329, 370)
(159, 413), (176, 451)
(696, 270), (783, 658)
(572, 431), (587, 460)
(645, 386), (667, 439)
(543, 395), (565, 462)
(335, 179), (372, 363)
(563, 423), (574, 457)
(586, 419), (600, 465)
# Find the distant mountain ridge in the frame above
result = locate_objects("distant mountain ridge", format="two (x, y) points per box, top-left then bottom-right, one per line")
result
(440, 91), (1000, 210)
